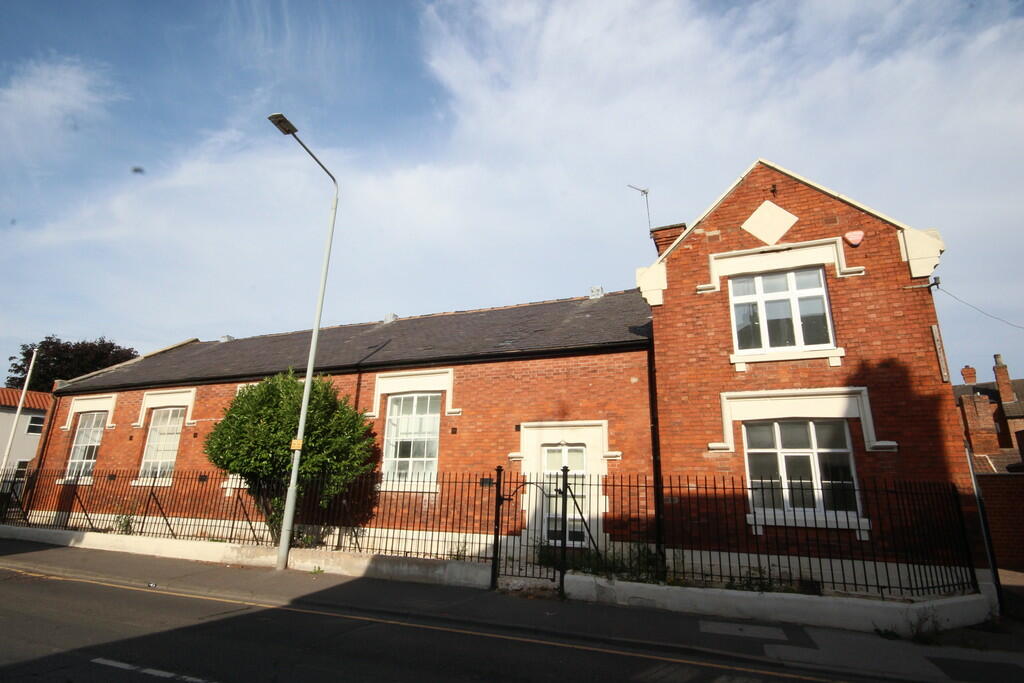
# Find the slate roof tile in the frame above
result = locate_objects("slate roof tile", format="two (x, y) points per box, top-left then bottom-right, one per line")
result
(60, 289), (652, 394)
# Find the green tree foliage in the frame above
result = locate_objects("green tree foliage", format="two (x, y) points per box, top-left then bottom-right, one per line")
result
(205, 371), (375, 537)
(6, 336), (139, 392)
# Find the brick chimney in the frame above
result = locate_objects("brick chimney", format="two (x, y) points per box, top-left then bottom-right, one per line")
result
(650, 223), (686, 256)
(961, 365), (977, 384)
(993, 354), (1016, 403)
(961, 393), (1001, 455)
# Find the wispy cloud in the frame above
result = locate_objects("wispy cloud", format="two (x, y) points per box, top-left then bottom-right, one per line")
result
(217, 0), (365, 99)
(0, 56), (120, 172)
(416, 0), (1024, 372)
(2, 0), (1022, 378)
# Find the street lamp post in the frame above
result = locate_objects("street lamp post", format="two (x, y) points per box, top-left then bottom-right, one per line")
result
(267, 113), (339, 571)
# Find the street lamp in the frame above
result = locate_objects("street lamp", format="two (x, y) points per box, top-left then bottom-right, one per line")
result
(267, 113), (339, 570)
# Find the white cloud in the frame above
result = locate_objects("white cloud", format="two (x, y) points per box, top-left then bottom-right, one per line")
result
(0, 57), (120, 172)
(416, 0), (1024, 375)
(217, 0), (365, 99)
(3, 0), (1023, 381)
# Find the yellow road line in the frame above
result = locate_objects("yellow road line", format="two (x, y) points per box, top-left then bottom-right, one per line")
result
(0, 565), (849, 683)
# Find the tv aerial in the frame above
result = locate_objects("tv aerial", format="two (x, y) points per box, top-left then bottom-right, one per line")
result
(627, 184), (651, 229)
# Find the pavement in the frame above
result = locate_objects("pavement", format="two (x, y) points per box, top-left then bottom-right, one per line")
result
(1, 538), (1023, 683)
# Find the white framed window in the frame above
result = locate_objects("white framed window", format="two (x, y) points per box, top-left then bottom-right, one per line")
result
(138, 407), (185, 480)
(382, 393), (440, 481)
(26, 415), (45, 434)
(235, 382), (260, 395)
(744, 420), (859, 514)
(542, 444), (587, 546)
(729, 268), (835, 354)
(65, 411), (106, 480)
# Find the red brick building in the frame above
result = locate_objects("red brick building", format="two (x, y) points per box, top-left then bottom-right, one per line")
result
(31, 160), (966, 544)
(34, 293), (654, 486)
(955, 355), (1024, 472)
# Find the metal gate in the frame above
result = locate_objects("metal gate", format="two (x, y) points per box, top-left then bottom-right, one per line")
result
(489, 466), (599, 594)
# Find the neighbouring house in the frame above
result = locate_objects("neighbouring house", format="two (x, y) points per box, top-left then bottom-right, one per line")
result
(955, 356), (1024, 575)
(19, 160), (982, 598)
(0, 387), (51, 479)
(954, 355), (1024, 473)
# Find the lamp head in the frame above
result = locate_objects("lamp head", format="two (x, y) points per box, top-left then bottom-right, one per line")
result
(268, 113), (298, 135)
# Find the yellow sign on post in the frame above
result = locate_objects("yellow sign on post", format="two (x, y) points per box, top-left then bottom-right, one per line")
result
(290, 439), (303, 450)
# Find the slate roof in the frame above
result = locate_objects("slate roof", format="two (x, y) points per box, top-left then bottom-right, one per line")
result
(59, 289), (653, 395)
(0, 388), (51, 411)
(952, 379), (1024, 418)
(1005, 401), (1024, 419)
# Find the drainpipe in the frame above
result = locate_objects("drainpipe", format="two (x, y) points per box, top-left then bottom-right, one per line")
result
(965, 444), (1004, 614)
(646, 344), (666, 578)
(34, 390), (62, 469)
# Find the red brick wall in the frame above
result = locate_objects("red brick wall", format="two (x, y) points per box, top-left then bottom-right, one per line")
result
(976, 474), (1024, 571)
(649, 163), (970, 488)
(1006, 416), (1024, 453)
(961, 394), (1001, 455)
(994, 359), (1017, 403)
(37, 349), (654, 477)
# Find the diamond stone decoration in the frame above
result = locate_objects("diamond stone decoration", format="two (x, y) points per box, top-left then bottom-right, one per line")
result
(740, 200), (798, 245)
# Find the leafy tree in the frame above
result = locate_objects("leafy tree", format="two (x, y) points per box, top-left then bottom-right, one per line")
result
(6, 336), (139, 392)
(205, 371), (375, 540)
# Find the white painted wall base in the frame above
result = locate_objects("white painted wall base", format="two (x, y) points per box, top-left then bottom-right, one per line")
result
(565, 574), (993, 636)
(0, 524), (491, 589)
(17, 509), (496, 561)
(1, 523), (992, 635)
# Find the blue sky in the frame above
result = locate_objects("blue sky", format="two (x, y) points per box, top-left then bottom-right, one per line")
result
(1, 0), (1023, 385)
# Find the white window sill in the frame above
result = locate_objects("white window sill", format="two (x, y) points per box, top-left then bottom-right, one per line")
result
(378, 479), (439, 493)
(731, 347), (845, 371)
(130, 477), (174, 487)
(747, 508), (871, 541)
(57, 476), (93, 486)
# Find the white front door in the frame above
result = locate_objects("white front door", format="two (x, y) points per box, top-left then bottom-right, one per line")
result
(542, 444), (587, 546)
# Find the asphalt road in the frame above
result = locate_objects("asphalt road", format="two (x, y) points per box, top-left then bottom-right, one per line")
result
(0, 568), (852, 682)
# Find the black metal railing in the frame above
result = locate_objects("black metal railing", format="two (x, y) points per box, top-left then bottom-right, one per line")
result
(0, 468), (498, 560)
(561, 474), (978, 599)
(0, 467), (977, 599)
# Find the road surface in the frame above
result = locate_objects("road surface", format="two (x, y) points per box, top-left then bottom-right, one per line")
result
(0, 567), (853, 682)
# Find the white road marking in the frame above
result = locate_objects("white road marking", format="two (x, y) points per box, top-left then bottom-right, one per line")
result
(92, 658), (135, 670)
(631, 662), (703, 681)
(91, 657), (219, 682)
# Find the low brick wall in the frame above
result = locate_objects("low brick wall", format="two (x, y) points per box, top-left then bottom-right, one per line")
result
(976, 474), (1024, 571)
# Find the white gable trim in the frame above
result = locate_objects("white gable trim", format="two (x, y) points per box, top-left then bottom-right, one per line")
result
(695, 237), (865, 293)
(635, 262), (668, 306)
(708, 387), (897, 453)
(60, 394), (118, 430)
(652, 158), (763, 264)
(366, 368), (462, 418)
(643, 159), (942, 278)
